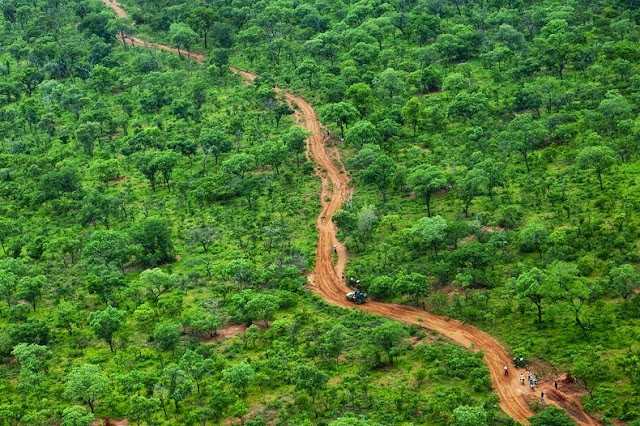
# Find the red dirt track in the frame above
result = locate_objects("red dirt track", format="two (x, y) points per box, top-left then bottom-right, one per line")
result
(101, 1), (600, 424)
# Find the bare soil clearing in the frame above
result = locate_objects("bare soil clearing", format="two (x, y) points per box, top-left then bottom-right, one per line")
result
(100, 1), (600, 424)
(202, 322), (268, 343)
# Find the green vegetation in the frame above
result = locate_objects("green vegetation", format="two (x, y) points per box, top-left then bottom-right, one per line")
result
(3, 0), (640, 423)
(119, 0), (640, 421)
(0, 0), (515, 424)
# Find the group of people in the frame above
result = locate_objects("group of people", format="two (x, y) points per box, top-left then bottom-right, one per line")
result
(520, 371), (538, 391)
(504, 357), (551, 403)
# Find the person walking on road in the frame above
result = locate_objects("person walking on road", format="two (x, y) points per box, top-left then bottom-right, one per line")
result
(554, 381), (558, 390)
(541, 392), (545, 403)
(504, 365), (509, 376)
(520, 373), (525, 384)
(530, 378), (535, 390)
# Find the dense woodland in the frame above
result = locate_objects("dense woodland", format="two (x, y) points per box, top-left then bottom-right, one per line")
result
(1, 0), (640, 424)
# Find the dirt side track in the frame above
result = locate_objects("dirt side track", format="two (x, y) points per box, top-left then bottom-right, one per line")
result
(100, 2), (600, 424)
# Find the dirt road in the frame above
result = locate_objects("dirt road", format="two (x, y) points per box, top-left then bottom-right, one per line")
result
(100, 1), (599, 424)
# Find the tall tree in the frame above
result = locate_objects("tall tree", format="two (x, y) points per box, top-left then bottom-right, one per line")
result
(188, 6), (217, 48)
(64, 364), (109, 412)
(293, 365), (328, 418)
(361, 155), (396, 202)
(512, 267), (554, 324)
(501, 113), (546, 172)
(401, 97), (425, 135)
(169, 23), (199, 58)
(576, 145), (618, 190)
(16, 275), (45, 311)
(282, 126), (309, 166)
(88, 306), (125, 352)
(411, 215), (448, 258)
(456, 168), (488, 217)
(408, 165), (447, 217)
(321, 102), (360, 137)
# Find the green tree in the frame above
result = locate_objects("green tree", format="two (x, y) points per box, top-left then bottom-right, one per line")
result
(411, 215), (448, 258)
(452, 406), (488, 426)
(476, 159), (506, 201)
(16, 275), (45, 311)
(64, 364), (109, 413)
(137, 268), (178, 304)
(501, 113), (546, 172)
(107, 17), (133, 49)
(512, 267), (555, 324)
(54, 300), (81, 335)
(179, 350), (215, 393)
(0, 270), (18, 310)
(535, 19), (578, 80)
(75, 122), (100, 156)
(169, 23), (198, 58)
(361, 155), (396, 202)
(293, 365), (328, 418)
(519, 223), (549, 259)
(401, 97), (424, 135)
(273, 102), (294, 128)
(133, 151), (160, 191)
(188, 6), (217, 48)
(127, 395), (160, 426)
(222, 153), (255, 178)
(82, 230), (129, 269)
(152, 150), (180, 191)
(394, 271), (430, 309)
(447, 92), (487, 120)
(344, 121), (380, 148)
(576, 145), (618, 190)
(598, 90), (633, 133)
(374, 68), (405, 101)
(162, 364), (193, 411)
(153, 321), (181, 353)
(12, 343), (50, 375)
(61, 406), (94, 426)
(131, 217), (174, 265)
(369, 322), (408, 364)
(88, 159), (119, 189)
(456, 168), (488, 217)
(356, 204), (378, 250)
(257, 140), (288, 174)
(320, 324), (346, 366)
(608, 264), (639, 301)
(573, 350), (610, 395)
(0, 218), (17, 255)
(282, 126), (309, 166)
(86, 266), (125, 306)
(246, 293), (279, 328)
(222, 361), (255, 396)
(345, 83), (375, 116)
(188, 226), (216, 253)
(182, 306), (221, 337)
(547, 261), (592, 331)
(296, 59), (320, 89)
(321, 102), (360, 137)
(88, 306), (125, 352)
(200, 128), (232, 166)
(529, 407), (575, 426)
(408, 165), (447, 217)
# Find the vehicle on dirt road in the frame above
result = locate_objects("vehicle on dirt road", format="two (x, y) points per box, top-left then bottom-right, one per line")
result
(346, 291), (367, 304)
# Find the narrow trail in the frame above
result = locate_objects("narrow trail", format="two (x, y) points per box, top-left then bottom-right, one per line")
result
(101, 2), (600, 424)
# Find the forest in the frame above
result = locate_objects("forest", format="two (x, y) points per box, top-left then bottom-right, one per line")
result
(1, 0), (639, 424)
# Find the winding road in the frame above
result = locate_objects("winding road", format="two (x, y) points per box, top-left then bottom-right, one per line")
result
(101, 2), (600, 424)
